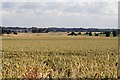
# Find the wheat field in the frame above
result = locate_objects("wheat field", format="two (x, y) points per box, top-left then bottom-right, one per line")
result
(1, 33), (118, 78)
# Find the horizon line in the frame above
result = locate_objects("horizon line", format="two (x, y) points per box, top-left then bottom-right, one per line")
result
(1, 26), (118, 29)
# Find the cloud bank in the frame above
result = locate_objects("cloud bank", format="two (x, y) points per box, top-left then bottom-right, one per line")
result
(1, 2), (118, 28)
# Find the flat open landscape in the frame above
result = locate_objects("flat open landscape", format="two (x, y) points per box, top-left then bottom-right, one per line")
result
(2, 32), (118, 78)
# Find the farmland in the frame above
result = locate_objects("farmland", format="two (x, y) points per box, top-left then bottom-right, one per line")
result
(1, 32), (118, 78)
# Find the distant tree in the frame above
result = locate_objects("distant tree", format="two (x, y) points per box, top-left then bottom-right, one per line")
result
(45, 29), (49, 33)
(95, 33), (98, 36)
(112, 30), (117, 37)
(105, 31), (110, 37)
(25, 30), (27, 33)
(2, 28), (8, 34)
(31, 27), (38, 33)
(32, 29), (37, 33)
(6, 30), (11, 34)
(0, 27), (3, 35)
(68, 32), (74, 35)
(25, 28), (28, 33)
(13, 31), (18, 35)
(89, 31), (92, 36)
(78, 32), (81, 35)
(103, 32), (106, 34)
(38, 28), (42, 33)
(74, 33), (78, 36)
(85, 32), (89, 35)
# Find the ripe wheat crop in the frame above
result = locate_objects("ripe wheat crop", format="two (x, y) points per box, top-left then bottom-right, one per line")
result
(1, 33), (118, 78)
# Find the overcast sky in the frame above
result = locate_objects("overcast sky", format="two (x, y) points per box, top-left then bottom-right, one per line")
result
(1, 1), (118, 29)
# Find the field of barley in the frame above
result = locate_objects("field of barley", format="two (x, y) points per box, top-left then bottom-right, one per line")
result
(1, 32), (118, 79)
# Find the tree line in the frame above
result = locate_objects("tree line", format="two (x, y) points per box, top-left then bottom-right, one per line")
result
(67, 31), (118, 37)
(0, 27), (119, 37)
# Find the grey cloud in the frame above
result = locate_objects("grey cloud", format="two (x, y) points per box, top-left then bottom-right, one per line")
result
(1, 2), (118, 28)
(2, 2), (14, 8)
(63, 2), (117, 16)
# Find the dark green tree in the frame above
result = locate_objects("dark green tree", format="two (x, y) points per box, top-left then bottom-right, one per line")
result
(13, 31), (18, 35)
(105, 31), (110, 37)
(95, 33), (98, 36)
(89, 31), (92, 36)
(78, 32), (81, 35)
(112, 30), (117, 37)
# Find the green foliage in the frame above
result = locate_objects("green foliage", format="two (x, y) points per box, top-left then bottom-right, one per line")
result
(112, 31), (117, 37)
(94, 33), (98, 36)
(89, 32), (92, 36)
(105, 32), (111, 37)
(78, 32), (81, 35)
